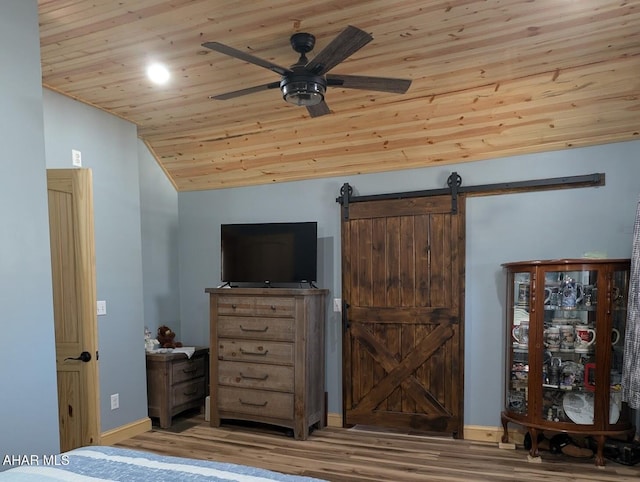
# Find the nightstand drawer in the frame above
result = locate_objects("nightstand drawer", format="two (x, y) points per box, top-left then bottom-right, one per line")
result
(172, 378), (206, 406)
(218, 296), (295, 317)
(171, 356), (206, 384)
(217, 316), (294, 341)
(218, 340), (294, 365)
(218, 386), (293, 420)
(218, 361), (294, 392)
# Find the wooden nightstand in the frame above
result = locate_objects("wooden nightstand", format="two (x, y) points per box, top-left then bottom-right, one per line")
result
(146, 347), (209, 428)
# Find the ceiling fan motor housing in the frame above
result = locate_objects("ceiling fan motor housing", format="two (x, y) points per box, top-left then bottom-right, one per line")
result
(280, 67), (326, 106)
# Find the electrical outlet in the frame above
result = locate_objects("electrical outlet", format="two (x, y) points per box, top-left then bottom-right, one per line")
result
(72, 149), (82, 167)
(333, 298), (342, 313)
(110, 393), (119, 410)
(97, 300), (106, 316)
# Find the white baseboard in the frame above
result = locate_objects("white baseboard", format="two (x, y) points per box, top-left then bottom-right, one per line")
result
(326, 413), (524, 444)
(100, 417), (152, 446)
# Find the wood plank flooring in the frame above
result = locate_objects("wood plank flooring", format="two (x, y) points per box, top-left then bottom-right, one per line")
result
(115, 413), (640, 481)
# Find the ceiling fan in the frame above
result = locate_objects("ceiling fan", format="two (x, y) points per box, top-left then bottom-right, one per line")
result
(202, 25), (411, 118)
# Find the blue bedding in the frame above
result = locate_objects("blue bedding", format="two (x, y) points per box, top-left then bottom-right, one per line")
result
(0, 446), (325, 481)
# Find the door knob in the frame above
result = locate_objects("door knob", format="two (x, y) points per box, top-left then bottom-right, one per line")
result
(65, 351), (92, 362)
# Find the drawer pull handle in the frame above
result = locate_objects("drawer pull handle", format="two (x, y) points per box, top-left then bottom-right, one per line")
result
(270, 305), (276, 310)
(239, 399), (268, 407)
(239, 324), (269, 333)
(183, 390), (198, 396)
(231, 304), (237, 309)
(239, 348), (269, 356)
(240, 372), (269, 381)
(182, 368), (198, 373)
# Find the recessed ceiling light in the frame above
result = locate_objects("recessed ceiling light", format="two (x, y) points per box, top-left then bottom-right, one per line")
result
(147, 63), (170, 85)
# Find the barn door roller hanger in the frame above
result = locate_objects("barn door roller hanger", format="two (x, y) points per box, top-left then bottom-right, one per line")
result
(336, 172), (605, 220)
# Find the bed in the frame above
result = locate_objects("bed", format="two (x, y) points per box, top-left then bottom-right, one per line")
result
(0, 446), (326, 481)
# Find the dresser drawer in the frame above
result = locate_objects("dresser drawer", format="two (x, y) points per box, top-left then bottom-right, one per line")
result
(218, 361), (294, 392)
(218, 296), (295, 317)
(218, 386), (293, 420)
(218, 340), (294, 365)
(217, 316), (294, 341)
(171, 356), (206, 384)
(172, 378), (206, 407)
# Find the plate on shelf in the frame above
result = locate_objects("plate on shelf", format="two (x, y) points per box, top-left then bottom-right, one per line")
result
(562, 392), (620, 425)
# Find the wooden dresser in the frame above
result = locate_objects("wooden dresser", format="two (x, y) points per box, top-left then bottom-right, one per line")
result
(206, 287), (328, 440)
(146, 347), (209, 428)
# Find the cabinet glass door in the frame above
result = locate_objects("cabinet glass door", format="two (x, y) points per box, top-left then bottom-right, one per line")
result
(507, 271), (530, 415)
(609, 267), (628, 425)
(541, 269), (597, 425)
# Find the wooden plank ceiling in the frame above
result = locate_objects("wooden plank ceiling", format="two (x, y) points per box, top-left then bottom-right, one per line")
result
(38, 0), (640, 192)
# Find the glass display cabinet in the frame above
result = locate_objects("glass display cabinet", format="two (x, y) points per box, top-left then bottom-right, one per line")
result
(501, 259), (634, 466)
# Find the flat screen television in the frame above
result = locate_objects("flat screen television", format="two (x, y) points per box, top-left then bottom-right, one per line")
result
(221, 222), (317, 284)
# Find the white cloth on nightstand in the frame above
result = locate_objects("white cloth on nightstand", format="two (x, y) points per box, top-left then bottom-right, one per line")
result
(172, 346), (196, 359)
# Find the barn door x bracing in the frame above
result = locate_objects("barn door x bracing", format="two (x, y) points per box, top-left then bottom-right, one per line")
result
(341, 193), (465, 437)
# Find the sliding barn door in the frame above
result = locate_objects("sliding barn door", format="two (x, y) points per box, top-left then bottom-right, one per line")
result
(342, 195), (465, 437)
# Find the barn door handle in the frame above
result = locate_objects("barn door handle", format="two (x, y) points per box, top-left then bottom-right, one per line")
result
(342, 301), (350, 332)
(65, 351), (91, 362)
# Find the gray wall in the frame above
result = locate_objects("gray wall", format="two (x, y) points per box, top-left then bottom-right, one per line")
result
(138, 142), (180, 338)
(179, 140), (640, 426)
(463, 143), (638, 425)
(42, 90), (148, 432)
(0, 0), (60, 460)
(0, 1), (179, 453)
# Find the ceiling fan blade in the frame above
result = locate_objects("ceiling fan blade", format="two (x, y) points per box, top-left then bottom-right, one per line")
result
(326, 74), (411, 94)
(202, 41), (291, 76)
(306, 101), (331, 118)
(305, 26), (373, 75)
(209, 81), (280, 100)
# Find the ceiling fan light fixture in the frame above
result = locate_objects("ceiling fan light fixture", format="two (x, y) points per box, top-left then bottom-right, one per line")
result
(281, 76), (326, 106)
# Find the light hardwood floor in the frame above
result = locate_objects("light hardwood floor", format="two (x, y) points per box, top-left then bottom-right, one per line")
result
(116, 413), (640, 481)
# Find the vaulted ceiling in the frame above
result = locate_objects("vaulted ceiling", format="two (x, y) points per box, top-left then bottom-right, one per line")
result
(38, 1), (640, 192)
